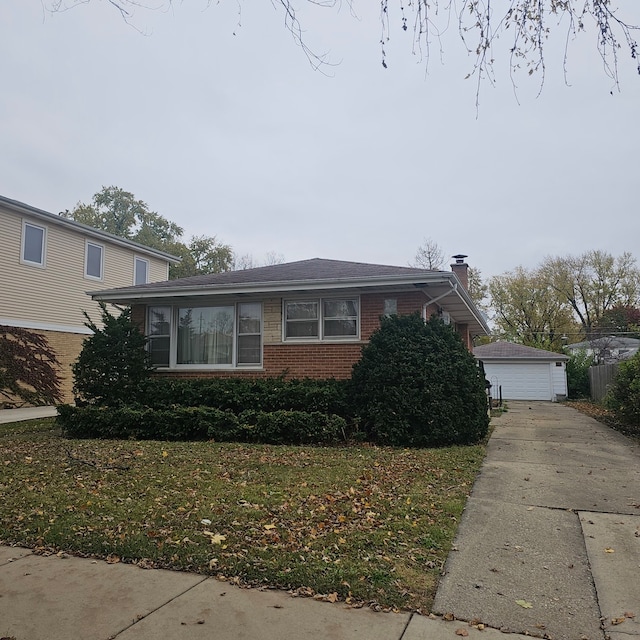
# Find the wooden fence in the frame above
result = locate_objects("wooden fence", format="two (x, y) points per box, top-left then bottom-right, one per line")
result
(589, 363), (620, 402)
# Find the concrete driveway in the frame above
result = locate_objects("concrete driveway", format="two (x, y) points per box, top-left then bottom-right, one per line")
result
(433, 401), (640, 640)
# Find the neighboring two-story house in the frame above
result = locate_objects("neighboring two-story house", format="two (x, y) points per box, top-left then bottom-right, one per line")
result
(91, 256), (489, 381)
(0, 195), (179, 402)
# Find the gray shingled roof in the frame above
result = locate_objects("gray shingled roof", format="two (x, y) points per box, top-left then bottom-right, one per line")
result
(105, 258), (441, 292)
(474, 342), (568, 360)
(566, 336), (640, 350)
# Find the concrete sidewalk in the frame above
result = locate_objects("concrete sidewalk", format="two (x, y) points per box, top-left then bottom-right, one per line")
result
(0, 405), (58, 423)
(1, 402), (639, 639)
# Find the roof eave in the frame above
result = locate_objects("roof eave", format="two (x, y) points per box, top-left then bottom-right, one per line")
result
(90, 272), (455, 301)
(92, 270), (490, 336)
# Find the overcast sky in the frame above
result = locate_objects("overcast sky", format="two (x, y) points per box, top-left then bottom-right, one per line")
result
(2, 2), (639, 280)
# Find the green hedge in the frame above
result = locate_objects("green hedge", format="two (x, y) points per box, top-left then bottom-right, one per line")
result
(57, 404), (347, 445)
(137, 377), (350, 416)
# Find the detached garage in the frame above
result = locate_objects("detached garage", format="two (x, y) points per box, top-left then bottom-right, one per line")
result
(473, 342), (568, 402)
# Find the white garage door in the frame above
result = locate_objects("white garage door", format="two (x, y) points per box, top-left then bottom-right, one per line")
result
(483, 363), (553, 401)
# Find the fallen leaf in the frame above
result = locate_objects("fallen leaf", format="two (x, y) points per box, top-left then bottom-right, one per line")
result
(202, 531), (227, 545)
(264, 524), (276, 530)
(515, 600), (533, 609)
(624, 612), (636, 618)
(611, 617), (626, 625)
(605, 548), (615, 553)
(200, 518), (212, 525)
(443, 612), (455, 621)
(455, 629), (469, 637)
(162, 451), (168, 458)
(327, 592), (339, 603)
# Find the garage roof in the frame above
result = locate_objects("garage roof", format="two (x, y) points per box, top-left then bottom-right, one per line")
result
(474, 342), (568, 361)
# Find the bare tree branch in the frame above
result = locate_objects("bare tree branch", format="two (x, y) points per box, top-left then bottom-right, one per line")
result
(43, 1), (640, 92)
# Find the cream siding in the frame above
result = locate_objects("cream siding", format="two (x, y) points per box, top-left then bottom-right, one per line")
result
(263, 297), (282, 344)
(0, 207), (172, 333)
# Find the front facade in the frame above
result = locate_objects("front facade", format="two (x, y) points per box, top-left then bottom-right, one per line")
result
(93, 258), (490, 381)
(0, 195), (178, 402)
(474, 342), (569, 402)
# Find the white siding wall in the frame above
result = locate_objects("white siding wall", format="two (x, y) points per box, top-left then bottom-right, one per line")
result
(483, 360), (567, 401)
(0, 207), (170, 333)
(551, 361), (568, 398)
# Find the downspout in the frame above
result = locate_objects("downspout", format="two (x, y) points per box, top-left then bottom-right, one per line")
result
(420, 282), (457, 320)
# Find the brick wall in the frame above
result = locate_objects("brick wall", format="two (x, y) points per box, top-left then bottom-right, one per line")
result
(35, 330), (87, 404)
(133, 290), (470, 382)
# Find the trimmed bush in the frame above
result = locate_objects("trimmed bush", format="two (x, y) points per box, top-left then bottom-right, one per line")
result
(349, 313), (489, 447)
(239, 410), (347, 445)
(57, 404), (345, 444)
(138, 377), (349, 415)
(58, 404), (238, 441)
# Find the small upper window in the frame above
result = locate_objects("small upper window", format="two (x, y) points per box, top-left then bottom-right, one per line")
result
(22, 222), (46, 266)
(85, 242), (104, 280)
(134, 257), (149, 285)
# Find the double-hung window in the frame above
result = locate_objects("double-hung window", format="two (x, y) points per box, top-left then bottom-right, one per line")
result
(147, 306), (171, 367)
(284, 298), (359, 340)
(21, 222), (46, 267)
(147, 303), (262, 368)
(134, 257), (149, 285)
(85, 242), (104, 280)
(237, 303), (262, 364)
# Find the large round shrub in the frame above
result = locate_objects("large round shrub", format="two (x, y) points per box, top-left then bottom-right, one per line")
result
(349, 313), (489, 447)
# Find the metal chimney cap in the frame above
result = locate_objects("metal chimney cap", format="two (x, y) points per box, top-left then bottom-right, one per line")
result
(452, 254), (468, 264)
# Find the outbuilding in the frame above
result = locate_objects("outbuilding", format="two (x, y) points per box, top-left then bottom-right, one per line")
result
(473, 342), (569, 402)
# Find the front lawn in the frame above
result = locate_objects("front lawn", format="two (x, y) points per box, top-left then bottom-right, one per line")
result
(0, 418), (484, 611)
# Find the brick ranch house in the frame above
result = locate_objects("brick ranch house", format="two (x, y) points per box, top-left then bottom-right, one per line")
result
(91, 257), (489, 380)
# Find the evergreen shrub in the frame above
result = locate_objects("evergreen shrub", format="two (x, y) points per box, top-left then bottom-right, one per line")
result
(349, 313), (489, 447)
(604, 351), (640, 430)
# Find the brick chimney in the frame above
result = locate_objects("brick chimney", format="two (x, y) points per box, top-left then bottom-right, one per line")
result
(451, 254), (469, 290)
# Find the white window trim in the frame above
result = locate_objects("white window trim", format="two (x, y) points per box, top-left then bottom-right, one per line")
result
(84, 241), (104, 281)
(148, 303), (264, 370)
(282, 296), (360, 342)
(20, 221), (47, 268)
(134, 256), (150, 285)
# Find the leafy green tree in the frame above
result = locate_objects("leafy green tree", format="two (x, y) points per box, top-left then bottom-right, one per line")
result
(592, 306), (640, 339)
(0, 326), (62, 406)
(72, 303), (153, 406)
(541, 251), (640, 336)
(489, 266), (579, 351)
(61, 186), (233, 280)
(349, 313), (489, 447)
(170, 235), (234, 279)
(468, 266), (489, 313)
